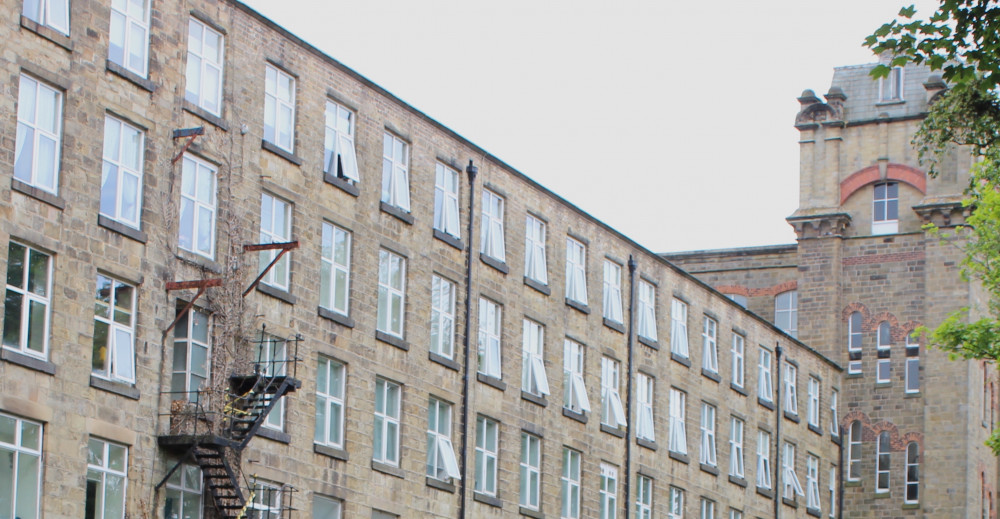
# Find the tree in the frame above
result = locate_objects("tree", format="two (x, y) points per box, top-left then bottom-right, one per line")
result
(866, 1), (1000, 452)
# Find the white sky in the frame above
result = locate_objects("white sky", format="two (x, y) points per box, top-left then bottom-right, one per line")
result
(242, 0), (940, 253)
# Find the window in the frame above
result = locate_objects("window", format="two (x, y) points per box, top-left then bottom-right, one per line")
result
(258, 193), (292, 290)
(3, 242), (51, 358)
(171, 307), (210, 402)
(806, 456), (821, 511)
(263, 64), (295, 153)
(520, 433), (542, 510)
(601, 356), (627, 428)
(906, 335), (920, 393)
(828, 467), (837, 518)
(256, 335), (287, 430)
(22, 0), (69, 34)
(636, 373), (655, 442)
(324, 102), (359, 182)
(315, 357), (345, 449)
(669, 388), (687, 455)
(879, 66), (904, 101)
(248, 480), (281, 519)
(599, 463), (618, 519)
(376, 250), (406, 338)
(433, 163), (460, 236)
(108, 0), (150, 77)
(731, 334), (745, 388)
(774, 291), (797, 338)
(603, 260), (623, 323)
(637, 280), (657, 341)
(758, 349), (773, 402)
(185, 18), (224, 116)
(178, 154), (217, 258)
(426, 398), (461, 482)
(635, 475), (653, 519)
(430, 276), (456, 359)
(905, 442), (919, 503)
(475, 416), (499, 496)
(15, 74), (62, 194)
(477, 298), (502, 379)
(86, 438), (128, 519)
(784, 363), (798, 416)
(313, 496), (342, 519)
(0, 413), (42, 519)
(100, 115), (144, 229)
(668, 487), (684, 519)
(521, 319), (550, 397)
(727, 294), (748, 308)
(830, 389), (839, 437)
(756, 430), (771, 489)
(381, 133), (410, 210)
(729, 417), (744, 478)
(164, 464), (202, 519)
(92, 275), (136, 383)
(565, 238), (587, 304)
(877, 320), (892, 383)
(563, 339), (590, 414)
(561, 448), (581, 519)
(729, 510), (742, 519)
(873, 182), (899, 234)
(807, 377), (820, 428)
(525, 216), (547, 284)
(700, 499), (715, 519)
(671, 299), (689, 358)
(847, 421), (862, 481)
(320, 223), (351, 316)
(480, 189), (506, 261)
(782, 442), (804, 500)
(847, 311), (862, 374)
(373, 378), (401, 466)
(700, 403), (716, 467)
(875, 431), (890, 493)
(702, 317), (718, 373)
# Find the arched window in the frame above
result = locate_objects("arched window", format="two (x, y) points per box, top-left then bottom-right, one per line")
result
(905, 442), (919, 504)
(775, 291), (798, 338)
(847, 311), (862, 374)
(847, 421), (862, 481)
(877, 321), (892, 383)
(905, 335), (919, 394)
(875, 432), (891, 493)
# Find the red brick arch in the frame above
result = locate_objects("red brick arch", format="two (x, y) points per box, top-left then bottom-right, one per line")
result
(839, 163), (927, 205)
(841, 304), (921, 341)
(842, 410), (923, 452)
(716, 280), (797, 298)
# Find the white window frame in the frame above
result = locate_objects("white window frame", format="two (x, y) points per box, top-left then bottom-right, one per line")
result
(100, 115), (144, 229)
(636, 373), (655, 442)
(258, 193), (292, 291)
(92, 275), (136, 384)
(635, 475), (653, 519)
(905, 442), (919, 504)
(427, 398), (461, 482)
(847, 311), (862, 374)
(520, 432), (542, 510)
(563, 339), (591, 414)
(830, 389), (839, 437)
(23, 0), (69, 34)
(668, 487), (684, 519)
(700, 403), (717, 467)
(524, 215), (548, 285)
(0, 412), (43, 519)
(480, 189), (506, 261)
(601, 356), (627, 428)
(320, 223), (351, 317)
(729, 510), (742, 519)
(108, 0), (150, 77)
(807, 455), (821, 511)
(86, 438), (128, 519)
(669, 388), (687, 455)
(758, 349), (773, 403)
(430, 276), (456, 359)
(847, 421), (862, 481)
(637, 280), (657, 341)
(248, 479), (282, 519)
(905, 336), (920, 394)
(381, 132), (410, 210)
(15, 74), (63, 194)
(731, 333), (745, 388)
(700, 498), (715, 519)
(324, 101), (359, 182)
(373, 378), (401, 466)
(263, 64), (296, 153)
(875, 432), (890, 493)
(165, 463), (203, 519)
(774, 290), (798, 338)
(477, 298), (502, 379)
(877, 320), (892, 383)
(729, 417), (744, 478)
(185, 17), (224, 116)
(784, 363), (798, 416)
(315, 357), (345, 449)
(671, 299), (689, 358)
(603, 260), (623, 323)
(599, 463), (618, 519)
(521, 319), (550, 397)
(757, 430), (771, 490)
(879, 66), (904, 102)
(561, 448), (581, 519)
(433, 163), (460, 237)
(257, 335), (287, 430)
(3, 242), (52, 359)
(782, 442), (804, 500)
(702, 316), (718, 373)
(376, 249), (406, 338)
(872, 182), (899, 234)
(178, 154), (217, 259)
(829, 466), (838, 517)
(171, 307), (211, 402)
(312, 495), (342, 519)
(808, 377), (820, 428)
(565, 237), (588, 304)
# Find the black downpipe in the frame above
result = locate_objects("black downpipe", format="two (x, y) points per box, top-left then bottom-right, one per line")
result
(837, 425), (844, 519)
(774, 343), (783, 519)
(623, 255), (637, 519)
(457, 160), (478, 519)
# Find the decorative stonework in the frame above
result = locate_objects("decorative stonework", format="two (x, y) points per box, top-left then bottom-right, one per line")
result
(842, 409), (923, 451)
(840, 302), (922, 341)
(787, 212), (851, 239)
(913, 200), (970, 228)
(839, 163), (927, 204)
(716, 280), (797, 298)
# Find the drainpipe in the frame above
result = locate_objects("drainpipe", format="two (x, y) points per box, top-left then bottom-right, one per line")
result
(774, 343), (783, 519)
(837, 425), (844, 519)
(623, 255), (637, 519)
(457, 160), (478, 519)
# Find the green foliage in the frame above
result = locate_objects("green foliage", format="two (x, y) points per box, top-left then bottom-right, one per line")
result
(911, 81), (1000, 178)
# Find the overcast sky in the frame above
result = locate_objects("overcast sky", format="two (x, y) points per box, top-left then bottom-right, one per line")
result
(242, 0), (939, 253)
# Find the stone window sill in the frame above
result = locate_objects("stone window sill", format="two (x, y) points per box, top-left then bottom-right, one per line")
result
(758, 397), (775, 411)
(380, 202), (414, 225)
(473, 492), (502, 508)
(106, 60), (155, 92)
(323, 173), (360, 197)
(702, 368), (721, 383)
(20, 16), (73, 51)
(261, 139), (303, 166)
(784, 411), (800, 423)
(1, 348), (56, 375)
(318, 307), (354, 328)
(782, 497), (798, 508)
(426, 477), (455, 493)
(565, 298), (590, 315)
(637, 438), (657, 451)
(314, 443), (349, 461)
(729, 475), (747, 488)
(375, 331), (409, 351)
(480, 253), (509, 275)
(601, 423), (625, 438)
(429, 352), (459, 371)
(521, 391), (547, 407)
(433, 229), (464, 251)
(256, 283), (296, 305)
(519, 506), (544, 519)
(372, 460), (404, 479)
(700, 463), (719, 476)
(808, 423), (823, 436)
(175, 249), (223, 274)
(730, 383), (748, 396)
(98, 215), (148, 243)
(90, 375), (140, 400)
(671, 352), (691, 368)
(807, 507), (822, 518)
(477, 373), (506, 391)
(562, 407), (587, 424)
(183, 101), (228, 131)
(11, 178), (65, 210)
(524, 277), (551, 296)
(603, 318), (625, 334)
(668, 451), (689, 464)
(638, 335), (659, 350)
(756, 487), (775, 499)
(257, 427), (291, 444)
